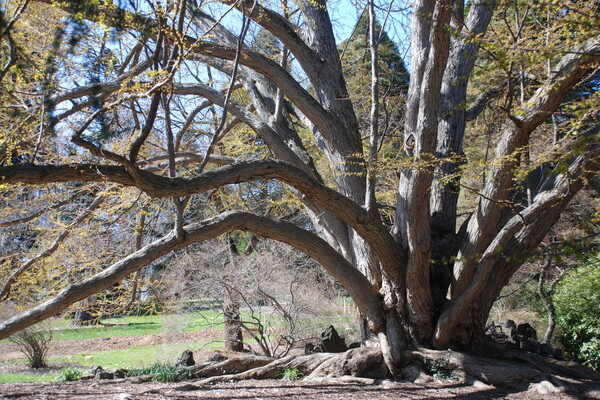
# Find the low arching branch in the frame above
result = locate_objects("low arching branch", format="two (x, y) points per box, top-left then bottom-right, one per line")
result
(0, 160), (405, 279)
(0, 211), (383, 339)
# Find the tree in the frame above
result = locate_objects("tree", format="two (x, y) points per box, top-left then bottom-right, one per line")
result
(0, 0), (599, 383)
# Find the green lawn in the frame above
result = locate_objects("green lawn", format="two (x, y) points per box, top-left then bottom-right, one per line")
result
(49, 311), (224, 341)
(0, 340), (221, 383)
(51, 340), (221, 369)
(0, 371), (57, 383)
(0, 305), (356, 383)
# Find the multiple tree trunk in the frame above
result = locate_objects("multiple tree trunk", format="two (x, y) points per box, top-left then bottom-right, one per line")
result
(1, 0), (600, 379)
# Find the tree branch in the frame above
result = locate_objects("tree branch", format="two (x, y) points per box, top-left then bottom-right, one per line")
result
(0, 160), (405, 281)
(0, 211), (383, 339)
(454, 35), (600, 299)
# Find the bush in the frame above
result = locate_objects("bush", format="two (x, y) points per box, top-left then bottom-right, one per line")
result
(128, 362), (192, 382)
(9, 327), (52, 368)
(553, 256), (600, 371)
(56, 367), (82, 381)
(281, 368), (301, 380)
(423, 356), (458, 380)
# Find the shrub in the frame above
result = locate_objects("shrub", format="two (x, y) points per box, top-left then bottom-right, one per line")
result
(56, 367), (82, 381)
(423, 356), (458, 380)
(9, 327), (52, 368)
(553, 256), (600, 371)
(128, 362), (192, 382)
(281, 367), (301, 380)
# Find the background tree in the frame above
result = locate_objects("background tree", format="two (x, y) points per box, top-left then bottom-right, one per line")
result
(0, 0), (599, 384)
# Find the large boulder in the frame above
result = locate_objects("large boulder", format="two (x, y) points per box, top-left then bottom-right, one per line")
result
(319, 325), (348, 353)
(516, 323), (537, 341)
(175, 349), (195, 367)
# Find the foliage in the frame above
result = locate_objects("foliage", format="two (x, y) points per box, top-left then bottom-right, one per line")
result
(9, 327), (52, 368)
(281, 367), (301, 380)
(56, 367), (82, 381)
(128, 362), (193, 382)
(553, 256), (600, 371)
(423, 355), (458, 381)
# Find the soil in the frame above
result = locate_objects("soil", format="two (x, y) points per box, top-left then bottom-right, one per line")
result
(1, 375), (599, 400)
(1, 331), (600, 400)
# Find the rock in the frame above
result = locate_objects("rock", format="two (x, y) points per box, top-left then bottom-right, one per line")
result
(554, 347), (564, 360)
(348, 341), (361, 349)
(401, 364), (422, 381)
(304, 343), (316, 354)
(414, 372), (435, 384)
(113, 393), (134, 400)
(528, 380), (564, 395)
(113, 368), (128, 379)
(520, 337), (541, 354)
(175, 349), (195, 367)
(540, 343), (554, 357)
(504, 319), (516, 332)
(471, 379), (493, 388)
(90, 365), (103, 376)
(209, 352), (228, 362)
(516, 323), (537, 341)
(97, 370), (114, 380)
(319, 325), (348, 353)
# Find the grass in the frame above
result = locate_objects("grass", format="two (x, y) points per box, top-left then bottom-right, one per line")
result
(46, 310), (225, 342)
(0, 371), (57, 383)
(50, 340), (220, 370)
(0, 340), (221, 383)
(1, 303), (357, 383)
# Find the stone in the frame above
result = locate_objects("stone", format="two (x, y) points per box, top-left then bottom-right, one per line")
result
(520, 337), (541, 354)
(114, 368), (128, 379)
(319, 325), (348, 353)
(304, 343), (316, 354)
(401, 364), (422, 381)
(175, 349), (195, 367)
(516, 323), (537, 341)
(97, 370), (114, 380)
(348, 341), (361, 349)
(90, 365), (104, 379)
(540, 343), (554, 357)
(209, 352), (228, 362)
(554, 347), (564, 360)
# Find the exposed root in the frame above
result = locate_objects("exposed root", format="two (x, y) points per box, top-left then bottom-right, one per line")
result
(404, 347), (600, 389)
(127, 346), (600, 391)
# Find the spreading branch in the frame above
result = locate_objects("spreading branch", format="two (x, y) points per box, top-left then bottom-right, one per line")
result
(0, 211), (383, 339)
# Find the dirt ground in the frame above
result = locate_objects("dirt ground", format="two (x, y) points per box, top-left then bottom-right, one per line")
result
(1, 375), (600, 400)
(2, 331), (600, 400)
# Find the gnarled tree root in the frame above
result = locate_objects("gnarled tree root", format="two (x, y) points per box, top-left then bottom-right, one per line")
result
(182, 347), (600, 392)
